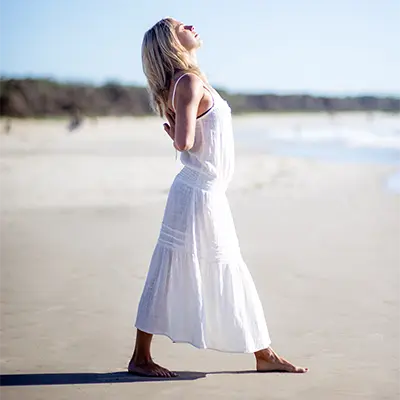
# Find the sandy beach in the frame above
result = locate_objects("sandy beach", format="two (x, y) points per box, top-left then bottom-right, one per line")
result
(1, 115), (399, 399)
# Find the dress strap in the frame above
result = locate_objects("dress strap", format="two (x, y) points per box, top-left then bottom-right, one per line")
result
(171, 73), (214, 112)
(171, 73), (191, 112)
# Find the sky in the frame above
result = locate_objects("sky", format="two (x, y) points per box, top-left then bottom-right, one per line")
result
(1, 0), (399, 95)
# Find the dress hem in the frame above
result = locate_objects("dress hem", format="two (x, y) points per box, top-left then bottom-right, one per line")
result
(134, 323), (271, 354)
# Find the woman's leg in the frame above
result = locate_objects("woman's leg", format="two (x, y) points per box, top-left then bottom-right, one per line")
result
(128, 329), (177, 377)
(254, 347), (308, 373)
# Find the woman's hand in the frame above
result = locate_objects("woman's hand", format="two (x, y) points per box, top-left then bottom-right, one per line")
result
(163, 109), (175, 140)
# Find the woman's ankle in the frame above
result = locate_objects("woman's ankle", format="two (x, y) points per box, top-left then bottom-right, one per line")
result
(130, 352), (152, 364)
(254, 347), (272, 359)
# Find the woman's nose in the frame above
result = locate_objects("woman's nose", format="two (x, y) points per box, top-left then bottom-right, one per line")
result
(185, 25), (195, 32)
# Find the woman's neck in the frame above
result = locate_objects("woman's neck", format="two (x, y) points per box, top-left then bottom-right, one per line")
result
(188, 51), (197, 64)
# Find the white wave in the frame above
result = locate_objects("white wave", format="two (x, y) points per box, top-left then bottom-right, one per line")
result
(262, 125), (400, 150)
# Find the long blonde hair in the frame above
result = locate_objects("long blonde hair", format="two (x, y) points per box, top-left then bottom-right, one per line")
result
(141, 17), (205, 117)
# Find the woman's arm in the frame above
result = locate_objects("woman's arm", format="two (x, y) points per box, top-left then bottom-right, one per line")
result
(172, 74), (203, 151)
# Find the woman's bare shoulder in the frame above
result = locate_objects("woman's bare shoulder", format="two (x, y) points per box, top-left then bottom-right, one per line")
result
(167, 73), (204, 110)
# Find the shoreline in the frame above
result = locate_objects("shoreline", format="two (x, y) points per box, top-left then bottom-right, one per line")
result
(1, 114), (399, 211)
(1, 109), (399, 118)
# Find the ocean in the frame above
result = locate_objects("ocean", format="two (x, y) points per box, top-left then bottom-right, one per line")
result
(234, 112), (400, 193)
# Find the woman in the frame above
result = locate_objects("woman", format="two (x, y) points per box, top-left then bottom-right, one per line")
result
(128, 17), (308, 378)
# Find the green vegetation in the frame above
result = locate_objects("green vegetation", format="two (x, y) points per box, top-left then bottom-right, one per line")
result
(1, 78), (399, 118)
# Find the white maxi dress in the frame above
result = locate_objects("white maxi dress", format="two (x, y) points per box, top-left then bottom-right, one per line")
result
(135, 74), (271, 353)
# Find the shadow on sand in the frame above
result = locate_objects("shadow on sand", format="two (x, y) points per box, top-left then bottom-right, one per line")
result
(0, 370), (265, 386)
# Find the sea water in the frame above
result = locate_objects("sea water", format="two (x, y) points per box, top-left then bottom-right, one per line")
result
(234, 112), (400, 193)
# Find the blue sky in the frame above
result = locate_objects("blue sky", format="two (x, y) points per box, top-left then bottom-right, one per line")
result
(1, 0), (399, 95)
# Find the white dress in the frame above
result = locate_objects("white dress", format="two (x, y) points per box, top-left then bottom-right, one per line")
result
(135, 74), (271, 353)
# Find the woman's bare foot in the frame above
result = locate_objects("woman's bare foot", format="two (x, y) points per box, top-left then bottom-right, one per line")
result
(128, 329), (177, 378)
(128, 358), (177, 378)
(255, 348), (308, 373)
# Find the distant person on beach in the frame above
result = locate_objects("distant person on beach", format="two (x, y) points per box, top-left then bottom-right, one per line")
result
(4, 118), (12, 134)
(67, 109), (83, 132)
(128, 17), (308, 378)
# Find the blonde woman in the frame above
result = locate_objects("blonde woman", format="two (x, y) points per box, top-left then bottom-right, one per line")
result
(129, 17), (308, 378)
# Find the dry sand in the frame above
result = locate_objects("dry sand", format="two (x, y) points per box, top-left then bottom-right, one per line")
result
(1, 116), (399, 399)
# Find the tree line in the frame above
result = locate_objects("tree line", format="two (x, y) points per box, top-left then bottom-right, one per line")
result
(1, 78), (399, 118)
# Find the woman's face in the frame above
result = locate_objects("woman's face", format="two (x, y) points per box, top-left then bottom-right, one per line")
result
(174, 20), (201, 51)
